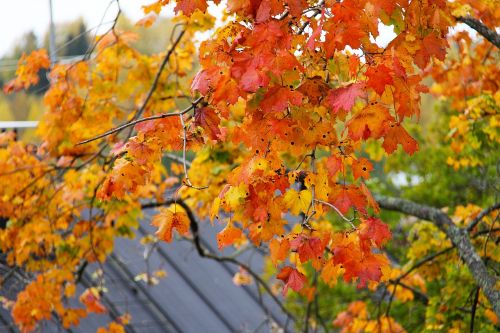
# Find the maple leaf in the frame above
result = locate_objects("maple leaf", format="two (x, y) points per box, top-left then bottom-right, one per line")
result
(284, 189), (312, 215)
(174, 0), (208, 16)
(135, 13), (158, 27)
(326, 154), (344, 177)
(382, 123), (419, 155)
(142, 1), (166, 15)
(239, 66), (270, 92)
(298, 76), (329, 105)
(321, 259), (345, 287)
(286, 0), (307, 17)
(191, 66), (223, 95)
(355, 254), (389, 288)
(4, 49), (50, 93)
(269, 238), (290, 266)
(326, 83), (365, 113)
(259, 86), (303, 113)
(194, 107), (223, 141)
(347, 103), (394, 141)
(277, 266), (306, 295)
(217, 223), (243, 249)
(414, 32), (448, 69)
(290, 235), (325, 263)
(307, 10), (325, 50)
(360, 182), (380, 214)
(330, 185), (367, 214)
(352, 157), (373, 180)
(151, 207), (190, 243)
(255, 0), (285, 22)
(80, 288), (107, 314)
(365, 64), (394, 95)
(358, 217), (392, 247)
(331, 233), (388, 288)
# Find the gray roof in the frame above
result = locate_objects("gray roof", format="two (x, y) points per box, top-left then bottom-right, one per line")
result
(0, 209), (294, 332)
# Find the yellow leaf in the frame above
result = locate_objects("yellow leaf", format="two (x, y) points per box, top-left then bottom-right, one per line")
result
(284, 189), (312, 215)
(321, 259), (344, 287)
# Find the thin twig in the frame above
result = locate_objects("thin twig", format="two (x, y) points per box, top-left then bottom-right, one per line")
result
(470, 287), (480, 333)
(77, 97), (203, 145)
(314, 199), (356, 228)
(130, 29), (186, 123)
(466, 202), (500, 231)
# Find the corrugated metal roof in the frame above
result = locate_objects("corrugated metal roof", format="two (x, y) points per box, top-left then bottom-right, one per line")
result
(0, 209), (294, 332)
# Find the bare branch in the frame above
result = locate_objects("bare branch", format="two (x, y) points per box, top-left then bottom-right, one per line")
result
(142, 200), (297, 322)
(132, 29), (186, 121)
(470, 287), (480, 333)
(314, 199), (356, 228)
(164, 153), (192, 166)
(77, 97), (203, 145)
(455, 16), (500, 49)
(375, 195), (500, 317)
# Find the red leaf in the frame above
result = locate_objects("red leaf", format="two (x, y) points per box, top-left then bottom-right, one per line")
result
(330, 185), (367, 214)
(358, 217), (391, 247)
(194, 107), (222, 141)
(326, 83), (365, 113)
(326, 154), (344, 177)
(191, 66), (223, 95)
(277, 266), (306, 295)
(365, 64), (393, 95)
(290, 235), (325, 263)
(259, 86), (303, 113)
(174, 0), (208, 16)
(286, 0), (308, 17)
(306, 10), (324, 50)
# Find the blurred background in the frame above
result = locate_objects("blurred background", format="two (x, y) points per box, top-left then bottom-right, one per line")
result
(0, 0), (178, 139)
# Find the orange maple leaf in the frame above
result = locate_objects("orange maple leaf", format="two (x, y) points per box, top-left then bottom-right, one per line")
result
(217, 223), (243, 249)
(269, 238), (290, 266)
(151, 207), (190, 243)
(365, 64), (394, 95)
(347, 103), (394, 141)
(382, 122), (419, 155)
(174, 0), (208, 16)
(352, 157), (373, 180)
(80, 288), (107, 314)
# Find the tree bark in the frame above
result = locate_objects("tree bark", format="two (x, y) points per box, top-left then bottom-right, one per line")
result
(375, 195), (500, 317)
(455, 16), (500, 49)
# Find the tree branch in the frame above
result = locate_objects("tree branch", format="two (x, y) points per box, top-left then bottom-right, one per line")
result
(142, 200), (297, 323)
(132, 29), (186, 122)
(455, 16), (500, 49)
(77, 97), (203, 145)
(375, 195), (500, 317)
(466, 202), (500, 231)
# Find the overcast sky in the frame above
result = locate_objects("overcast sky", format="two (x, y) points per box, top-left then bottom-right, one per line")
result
(0, 0), (399, 58)
(0, 0), (154, 57)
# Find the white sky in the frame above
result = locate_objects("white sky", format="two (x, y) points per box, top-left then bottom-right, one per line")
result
(0, 0), (399, 58)
(0, 0), (157, 57)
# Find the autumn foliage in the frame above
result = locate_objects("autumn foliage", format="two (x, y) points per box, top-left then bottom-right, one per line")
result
(0, 0), (499, 332)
